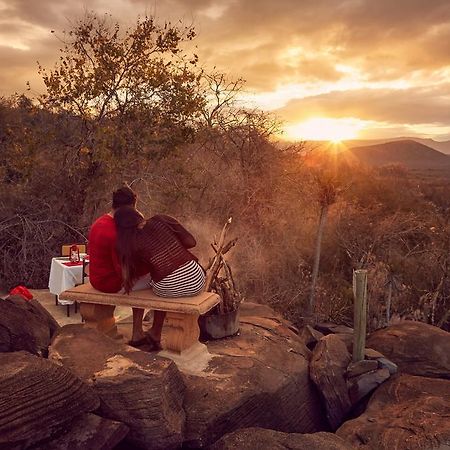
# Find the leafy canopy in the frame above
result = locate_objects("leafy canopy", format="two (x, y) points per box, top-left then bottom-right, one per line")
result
(38, 12), (204, 146)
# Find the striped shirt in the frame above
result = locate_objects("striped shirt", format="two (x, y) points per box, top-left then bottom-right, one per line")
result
(151, 260), (205, 297)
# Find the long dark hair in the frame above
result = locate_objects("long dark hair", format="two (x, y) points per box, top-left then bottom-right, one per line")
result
(114, 206), (145, 293)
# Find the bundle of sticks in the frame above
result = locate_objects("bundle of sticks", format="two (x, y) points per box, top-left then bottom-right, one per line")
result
(204, 218), (242, 314)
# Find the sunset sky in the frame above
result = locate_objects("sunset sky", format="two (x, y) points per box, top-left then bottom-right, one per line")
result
(1, 0), (450, 141)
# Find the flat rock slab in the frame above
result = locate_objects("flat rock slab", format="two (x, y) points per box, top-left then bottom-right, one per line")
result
(49, 325), (186, 450)
(183, 303), (327, 448)
(310, 334), (352, 430)
(315, 323), (354, 335)
(367, 321), (450, 379)
(337, 374), (450, 449)
(0, 295), (60, 356)
(347, 360), (379, 379)
(34, 414), (129, 450)
(210, 427), (354, 450)
(347, 368), (391, 405)
(0, 351), (99, 449)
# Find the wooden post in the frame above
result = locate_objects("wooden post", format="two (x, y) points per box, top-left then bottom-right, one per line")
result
(352, 269), (368, 363)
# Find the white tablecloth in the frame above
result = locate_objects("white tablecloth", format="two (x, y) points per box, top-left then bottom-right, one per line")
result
(48, 257), (84, 305)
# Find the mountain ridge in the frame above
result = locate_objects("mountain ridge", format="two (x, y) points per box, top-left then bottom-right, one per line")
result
(348, 139), (450, 170)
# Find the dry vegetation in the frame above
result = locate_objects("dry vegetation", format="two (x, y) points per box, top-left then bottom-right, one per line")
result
(1, 13), (449, 331)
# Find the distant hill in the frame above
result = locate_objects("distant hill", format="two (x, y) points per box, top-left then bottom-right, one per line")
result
(344, 137), (450, 155)
(349, 140), (450, 170)
(385, 137), (450, 155)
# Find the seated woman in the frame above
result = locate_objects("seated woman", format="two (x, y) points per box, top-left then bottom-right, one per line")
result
(114, 206), (205, 349)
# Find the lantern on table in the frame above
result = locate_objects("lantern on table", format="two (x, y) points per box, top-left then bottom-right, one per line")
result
(69, 244), (80, 263)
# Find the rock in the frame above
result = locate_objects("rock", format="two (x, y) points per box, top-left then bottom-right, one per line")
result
(377, 357), (397, 375)
(367, 321), (450, 379)
(210, 427), (354, 450)
(0, 295), (60, 356)
(334, 332), (354, 350)
(49, 325), (185, 450)
(347, 368), (391, 405)
(183, 302), (327, 448)
(33, 414), (129, 450)
(315, 322), (354, 335)
(310, 334), (352, 430)
(0, 351), (99, 449)
(346, 360), (379, 379)
(298, 325), (324, 349)
(337, 374), (450, 449)
(364, 348), (385, 360)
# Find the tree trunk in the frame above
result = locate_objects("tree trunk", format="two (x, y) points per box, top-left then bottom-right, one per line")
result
(386, 280), (392, 325)
(307, 204), (328, 317)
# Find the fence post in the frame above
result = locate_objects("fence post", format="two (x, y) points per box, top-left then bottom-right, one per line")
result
(352, 269), (368, 363)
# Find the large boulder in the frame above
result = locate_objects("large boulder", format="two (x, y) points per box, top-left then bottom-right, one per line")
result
(33, 414), (129, 450)
(210, 427), (354, 450)
(182, 302), (327, 448)
(0, 295), (60, 356)
(337, 374), (450, 449)
(367, 321), (450, 379)
(49, 325), (185, 450)
(309, 334), (352, 430)
(0, 351), (99, 449)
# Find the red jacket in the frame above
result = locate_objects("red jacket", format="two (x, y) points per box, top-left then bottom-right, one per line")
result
(88, 214), (123, 293)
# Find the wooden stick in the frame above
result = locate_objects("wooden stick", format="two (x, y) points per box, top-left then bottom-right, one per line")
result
(352, 269), (368, 363)
(205, 218), (232, 291)
(211, 237), (238, 256)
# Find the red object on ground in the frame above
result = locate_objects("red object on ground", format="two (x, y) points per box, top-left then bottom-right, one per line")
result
(9, 285), (33, 301)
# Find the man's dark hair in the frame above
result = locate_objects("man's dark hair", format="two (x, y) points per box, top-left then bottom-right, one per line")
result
(112, 184), (137, 209)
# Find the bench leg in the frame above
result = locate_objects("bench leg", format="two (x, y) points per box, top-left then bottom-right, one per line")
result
(163, 312), (201, 354)
(79, 302), (120, 339)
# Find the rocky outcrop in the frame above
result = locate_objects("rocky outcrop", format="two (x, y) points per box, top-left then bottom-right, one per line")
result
(33, 414), (129, 450)
(0, 295), (60, 356)
(298, 325), (324, 349)
(315, 323), (354, 336)
(337, 374), (450, 449)
(346, 368), (390, 405)
(182, 302), (327, 448)
(367, 321), (450, 379)
(0, 351), (99, 449)
(49, 325), (186, 450)
(309, 334), (352, 430)
(210, 427), (354, 450)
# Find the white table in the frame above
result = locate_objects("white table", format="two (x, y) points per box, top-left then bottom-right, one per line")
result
(48, 257), (85, 305)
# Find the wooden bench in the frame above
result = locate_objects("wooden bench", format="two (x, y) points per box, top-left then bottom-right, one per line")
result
(58, 283), (220, 356)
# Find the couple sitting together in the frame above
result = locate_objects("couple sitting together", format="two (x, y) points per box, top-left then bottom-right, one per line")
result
(88, 185), (205, 349)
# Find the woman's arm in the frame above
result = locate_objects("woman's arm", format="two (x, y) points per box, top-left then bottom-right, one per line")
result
(156, 214), (197, 248)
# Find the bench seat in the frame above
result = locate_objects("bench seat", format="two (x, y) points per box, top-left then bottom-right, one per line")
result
(59, 283), (220, 355)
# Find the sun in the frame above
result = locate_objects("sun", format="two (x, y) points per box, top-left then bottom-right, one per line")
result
(284, 117), (363, 142)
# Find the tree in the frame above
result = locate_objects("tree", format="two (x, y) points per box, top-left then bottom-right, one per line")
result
(38, 13), (204, 161)
(307, 171), (339, 318)
(36, 12), (206, 219)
